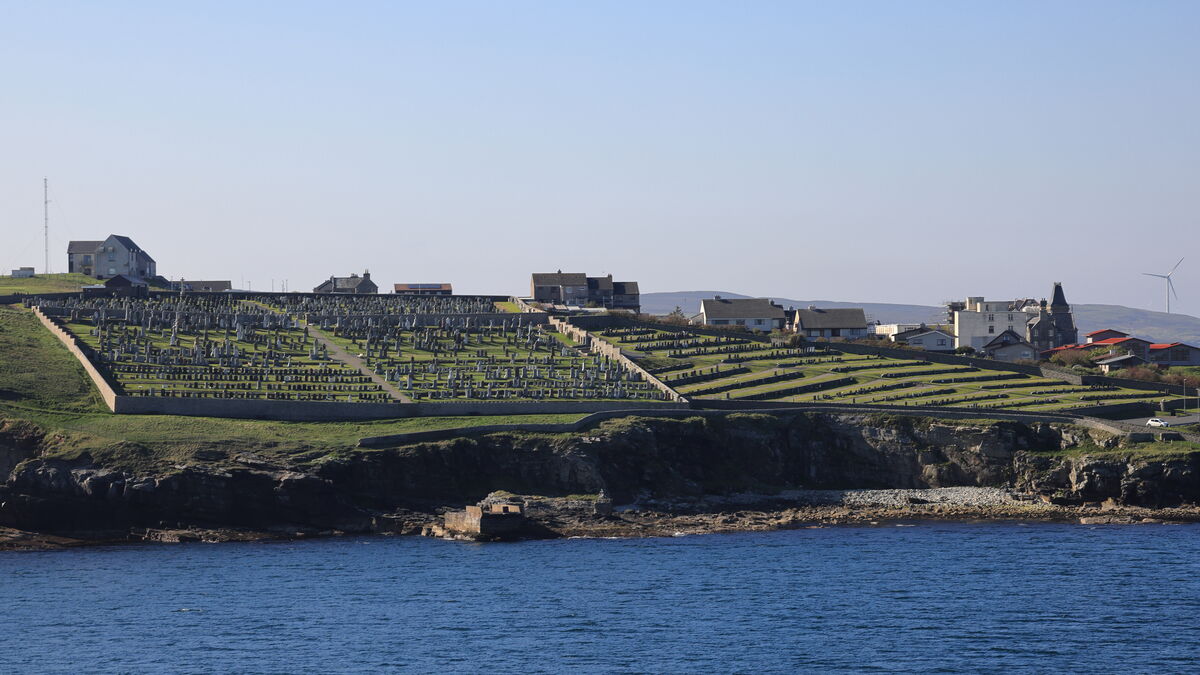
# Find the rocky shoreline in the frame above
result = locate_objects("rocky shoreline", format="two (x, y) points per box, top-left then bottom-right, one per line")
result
(5, 487), (1198, 551)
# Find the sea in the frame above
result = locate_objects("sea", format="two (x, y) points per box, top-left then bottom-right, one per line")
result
(2, 522), (1199, 673)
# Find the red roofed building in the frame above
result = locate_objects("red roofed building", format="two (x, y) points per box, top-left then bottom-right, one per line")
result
(1148, 343), (1200, 366)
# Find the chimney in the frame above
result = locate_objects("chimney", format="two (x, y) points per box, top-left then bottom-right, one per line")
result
(362, 271), (371, 280)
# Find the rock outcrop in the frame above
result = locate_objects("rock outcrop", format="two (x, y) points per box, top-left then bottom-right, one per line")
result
(1, 413), (1198, 542)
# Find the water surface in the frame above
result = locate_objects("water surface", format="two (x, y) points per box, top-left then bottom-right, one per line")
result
(3, 523), (1198, 673)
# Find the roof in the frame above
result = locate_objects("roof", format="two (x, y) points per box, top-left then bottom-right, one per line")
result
(792, 307), (867, 330)
(394, 283), (452, 292)
(104, 274), (145, 287)
(1149, 342), (1198, 350)
(1091, 336), (1150, 346)
(1086, 329), (1128, 337)
(587, 276), (613, 292)
(180, 280), (232, 292)
(106, 235), (155, 262)
(315, 273), (376, 292)
(1095, 353), (1146, 366)
(531, 272), (587, 287)
(67, 240), (103, 254)
(982, 329), (1032, 350)
(896, 327), (953, 341)
(700, 297), (786, 320)
(612, 281), (639, 295)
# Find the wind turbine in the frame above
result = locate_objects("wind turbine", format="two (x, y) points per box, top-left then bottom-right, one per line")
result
(1143, 257), (1184, 313)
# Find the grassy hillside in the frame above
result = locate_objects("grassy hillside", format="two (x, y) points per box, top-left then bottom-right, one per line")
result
(0, 273), (97, 295)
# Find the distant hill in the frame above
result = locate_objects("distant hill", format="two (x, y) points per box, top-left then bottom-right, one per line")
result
(642, 291), (1200, 346)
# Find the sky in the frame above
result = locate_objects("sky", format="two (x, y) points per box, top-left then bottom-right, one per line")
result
(1, 1), (1197, 311)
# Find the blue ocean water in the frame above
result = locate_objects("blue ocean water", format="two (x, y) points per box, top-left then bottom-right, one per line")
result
(2, 523), (1199, 673)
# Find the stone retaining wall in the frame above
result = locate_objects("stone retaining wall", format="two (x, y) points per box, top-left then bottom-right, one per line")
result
(32, 307), (120, 411)
(550, 317), (685, 402)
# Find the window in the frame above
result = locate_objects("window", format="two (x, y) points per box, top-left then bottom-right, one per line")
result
(107, 253), (115, 262)
(735, 319), (746, 325)
(987, 314), (995, 321)
(1008, 314), (1014, 321)
(83, 255), (92, 264)
(988, 326), (995, 334)
(937, 339), (947, 346)
(754, 319), (764, 325)
(714, 319), (728, 325)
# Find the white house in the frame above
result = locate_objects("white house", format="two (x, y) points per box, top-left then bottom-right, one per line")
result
(949, 297), (1040, 350)
(67, 235), (157, 281)
(695, 297), (787, 332)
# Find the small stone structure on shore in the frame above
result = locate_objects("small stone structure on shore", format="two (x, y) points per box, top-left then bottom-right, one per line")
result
(439, 493), (528, 541)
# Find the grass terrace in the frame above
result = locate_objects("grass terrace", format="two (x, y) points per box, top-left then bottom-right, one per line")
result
(594, 325), (1184, 412)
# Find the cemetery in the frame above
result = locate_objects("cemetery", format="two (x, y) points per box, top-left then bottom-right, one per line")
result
(593, 325), (1187, 412)
(28, 293), (672, 413)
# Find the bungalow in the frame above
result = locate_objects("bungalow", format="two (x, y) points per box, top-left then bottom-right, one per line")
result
(894, 326), (956, 352)
(788, 307), (868, 339)
(10, 267), (34, 278)
(695, 297), (787, 332)
(981, 329), (1038, 362)
(313, 271), (377, 294)
(1095, 353), (1147, 374)
(394, 283), (453, 295)
(1148, 343), (1200, 367)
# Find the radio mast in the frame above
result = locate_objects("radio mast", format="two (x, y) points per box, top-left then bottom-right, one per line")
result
(43, 178), (50, 274)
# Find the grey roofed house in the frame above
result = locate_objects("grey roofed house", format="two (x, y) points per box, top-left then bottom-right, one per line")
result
(789, 307), (869, 339)
(613, 281), (638, 295)
(313, 271), (377, 294)
(530, 271), (591, 305)
(697, 297), (787, 331)
(1094, 352), (1147, 373)
(980, 329), (1038, 362)
(68, 234), (157, 280)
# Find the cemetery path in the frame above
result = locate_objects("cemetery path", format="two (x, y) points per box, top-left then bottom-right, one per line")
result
(305, 324), (413, 404)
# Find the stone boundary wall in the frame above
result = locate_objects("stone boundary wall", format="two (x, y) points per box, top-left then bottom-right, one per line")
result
(105, 396), (686, 421)
(567, 314), (772, 343)
(549, 317), (685, 402)
(31, 307), (120, 411)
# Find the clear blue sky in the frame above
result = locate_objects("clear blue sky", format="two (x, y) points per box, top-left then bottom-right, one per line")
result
(1, 1), (1197, 311)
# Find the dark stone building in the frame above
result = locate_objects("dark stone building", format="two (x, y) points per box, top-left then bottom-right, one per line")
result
(1026, 282), (1078, 352)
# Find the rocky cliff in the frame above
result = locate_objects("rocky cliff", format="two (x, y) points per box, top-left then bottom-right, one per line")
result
(2, 413), (1198, 541)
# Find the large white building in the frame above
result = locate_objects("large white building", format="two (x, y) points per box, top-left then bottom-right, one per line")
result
(948, 283), (1077, 352)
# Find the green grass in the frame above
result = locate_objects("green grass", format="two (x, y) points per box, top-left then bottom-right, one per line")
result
(494, 301), (521, 313)
(597, 326), (1187, 412)
(0, 273), (98, 295)
(0, 304), (105, 412)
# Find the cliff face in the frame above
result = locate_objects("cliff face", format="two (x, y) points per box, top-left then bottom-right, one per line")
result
(1, 413), (1198, 536)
